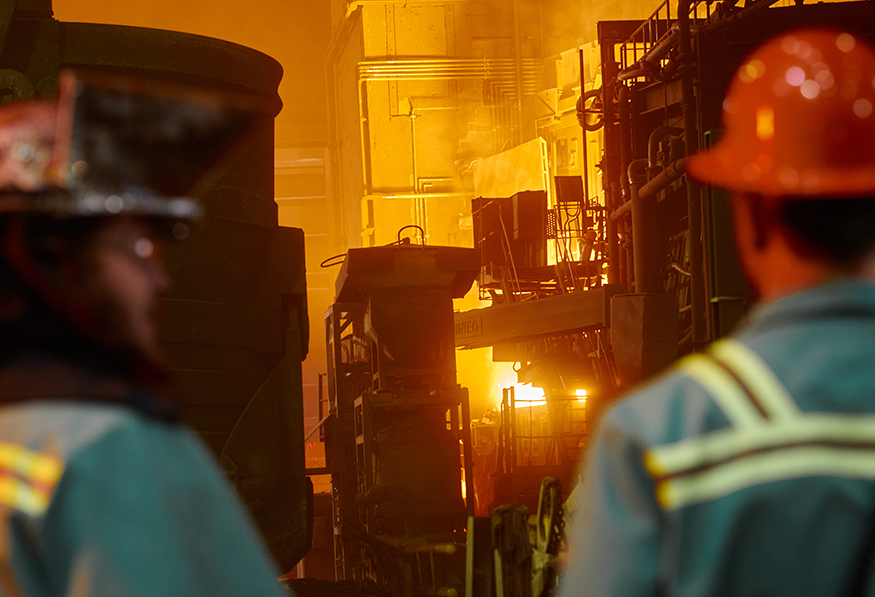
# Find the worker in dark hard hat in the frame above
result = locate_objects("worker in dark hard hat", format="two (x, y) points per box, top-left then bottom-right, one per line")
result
(558, 28), (875, 597)
(0, 72), (288, 596)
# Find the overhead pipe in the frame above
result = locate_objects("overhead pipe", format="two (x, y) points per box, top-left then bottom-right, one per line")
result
(371, 192), (472, 201)
(616, 67), (649, 82)
(609, 157), (688, 220)
(643, 30), (679, 67)
(677, 0), (782, 35)
(359, 58), (541, 69)
(617, 0), (781, 82)
(640, 158), (688, 200)
(617, 29), (678, 82)
(357, 59), (541, 95)
(609, 200), (632, 222)
(648, 126), (684, 172)
(345, 0), (472, 19)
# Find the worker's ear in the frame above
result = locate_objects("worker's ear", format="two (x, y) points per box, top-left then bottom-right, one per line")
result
(732, 193), (758, 255)
(730, 193), (773, 298)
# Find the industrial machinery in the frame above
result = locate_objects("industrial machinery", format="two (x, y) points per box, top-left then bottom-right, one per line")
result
(12, 0), (872, 594)
(453, 0), (875, 595)
(315, 1), (875, 596)
(0, 0), (311, 572)
(321, 243), (480, 596)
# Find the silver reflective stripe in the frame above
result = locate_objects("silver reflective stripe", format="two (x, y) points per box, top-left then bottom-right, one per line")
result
(677, 355), (766, 429)
(710, 339), (801, 420)
(645, 340), (875, 510)
(657, 444), (875, 510)
(646, 414), (875, 479)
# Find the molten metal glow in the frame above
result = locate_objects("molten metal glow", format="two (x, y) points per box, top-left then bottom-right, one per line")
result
(511, 383), (547, 406)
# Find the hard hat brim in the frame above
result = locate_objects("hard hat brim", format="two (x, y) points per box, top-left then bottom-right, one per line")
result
(687, 148), (875, 199)
(0, 190), (202, 221)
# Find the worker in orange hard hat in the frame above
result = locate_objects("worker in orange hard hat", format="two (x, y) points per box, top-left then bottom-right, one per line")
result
(0, 71), (290, 596)
(558, 28), (875, 597)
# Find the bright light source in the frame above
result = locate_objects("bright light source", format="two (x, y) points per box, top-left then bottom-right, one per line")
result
(513, 383), (546, 405)
(576, 388), (587, 403)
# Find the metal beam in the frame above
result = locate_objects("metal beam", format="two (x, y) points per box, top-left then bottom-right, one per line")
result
(454, 285), (624, 349)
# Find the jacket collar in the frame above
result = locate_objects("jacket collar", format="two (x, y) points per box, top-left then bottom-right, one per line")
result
(746, 278), (875, 333)
(0, 352), (180, 421)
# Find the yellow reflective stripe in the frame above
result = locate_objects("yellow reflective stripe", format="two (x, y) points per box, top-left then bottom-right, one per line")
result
(0, 441), (63, 488)
(645, 414), (875, 478)
(710, 339), (801, 420)
(677, 355), (766, 429)
(656, 444), (875, 510)
(0, 475), (52, 516)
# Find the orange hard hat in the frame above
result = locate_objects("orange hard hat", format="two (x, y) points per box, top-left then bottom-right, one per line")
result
(686, 27), (875, 197)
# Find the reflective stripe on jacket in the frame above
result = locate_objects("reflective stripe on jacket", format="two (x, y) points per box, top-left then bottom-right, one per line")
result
(0, 356), (290, 597)
(558, 279), (875, 597)
(648, 339), (875, 511)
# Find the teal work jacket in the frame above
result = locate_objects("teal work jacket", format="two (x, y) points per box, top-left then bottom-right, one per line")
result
(0, 355), (289, 597)
(558, 279), (875, 597)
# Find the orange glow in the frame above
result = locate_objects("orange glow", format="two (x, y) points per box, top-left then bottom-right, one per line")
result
(52, 1), (308, 144)
(494, 366), (546, 406)
(508, 383), (547, 406)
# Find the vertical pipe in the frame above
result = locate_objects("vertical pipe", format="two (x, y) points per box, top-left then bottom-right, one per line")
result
(358, 79), (372, 196)
(410, 110), (418, 194)
(629, 159), (662, 293)
(318, 372), (325, 442)
(601, 50), (621, 285)
(325, 50), (344, 253)
(618, 215), (630, 290)
(498, 388), (510, 473)
(512, 0), (524, 143)
(509, 386), (516, 475)
(677, 0), (707, 345)
(617, 85), (634, 291)
(461, 391), (475, 518)
(578, 49), (591, 215)
(606, 184), (620, 285)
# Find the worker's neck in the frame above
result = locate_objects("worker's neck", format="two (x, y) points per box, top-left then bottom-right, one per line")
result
(747, 238), (843, 303)
(734, 194), (875, 303)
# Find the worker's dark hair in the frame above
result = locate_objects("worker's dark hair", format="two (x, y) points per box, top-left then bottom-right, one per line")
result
(778, 195), (875, 266)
